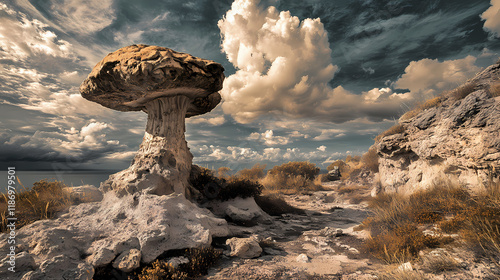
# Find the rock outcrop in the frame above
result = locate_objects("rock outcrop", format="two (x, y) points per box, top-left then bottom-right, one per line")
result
(80, 44), (224, 197)
(0, 193), (229, 279)
(377, 61), (500, 194)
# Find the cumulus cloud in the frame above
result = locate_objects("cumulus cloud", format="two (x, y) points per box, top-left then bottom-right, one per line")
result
(218, 0), (419, 124)
(192, 144), (341, 168)
(394, 56), (481, 98)
(249, 130), (290, 146)
(481, 0), (500, 37)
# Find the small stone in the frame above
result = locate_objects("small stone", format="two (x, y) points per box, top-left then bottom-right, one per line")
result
(226, 237), (262, 259)
(398, 262), (413, 272)
(296, 253), (309, 263)
(166, 256), (189, 268)
(113, 249), (141, 273)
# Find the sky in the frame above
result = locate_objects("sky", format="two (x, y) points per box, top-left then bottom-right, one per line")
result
(0, 0), (499, 172)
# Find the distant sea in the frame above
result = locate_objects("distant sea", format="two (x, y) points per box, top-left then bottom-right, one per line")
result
(1, 170), (117, 193)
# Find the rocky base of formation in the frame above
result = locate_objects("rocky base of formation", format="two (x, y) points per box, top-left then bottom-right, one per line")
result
(0, 189), (228, 280)
(377, 62), (500, 194)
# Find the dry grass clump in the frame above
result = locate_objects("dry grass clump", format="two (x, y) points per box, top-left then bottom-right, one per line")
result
(448, 82), (477, 101)
(487, 81), (500, 98)
(422, 253), (459, 273)
(400, 96), (442, 121)
(0, 180), (71, 232)
(137, 247), (222, 280)
(363, 180), (500, 263)
(374, 124), (406, 143)
(254, 194), (305, 216)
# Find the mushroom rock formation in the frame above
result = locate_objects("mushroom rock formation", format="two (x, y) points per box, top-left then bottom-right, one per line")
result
(80, 44), (224, 197)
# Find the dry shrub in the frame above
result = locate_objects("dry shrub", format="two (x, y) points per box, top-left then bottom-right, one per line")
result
(254, 194), (305, 216)
(218, 178), (263, 201)
(361, 146), (379, 173)
(487, 82), (500, 98)
(261, 173), (323, 195)
(364, 222), (440, 263)
(374, 124), (406, 143)
(235, 163), (267, 182)
(337, 185), (364, 195)
(137, 247), (222, 280)
(460, 181), (500, 257)
(1, 179), (70, 232)
(189, 168), (262, 201)
(216, 167), (232, 179)
(268, 161), (320, 181)
(449, 82), (477, 101)
(362, 182), (470, 263)
(364, 180), (500, 262)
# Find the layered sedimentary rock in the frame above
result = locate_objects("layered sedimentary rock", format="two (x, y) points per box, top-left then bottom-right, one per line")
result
(377, 61), (500, 194)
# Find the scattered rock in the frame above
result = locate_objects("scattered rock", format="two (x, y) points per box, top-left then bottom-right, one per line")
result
(296, 253), (309, 263)
(166, 256), (190, 268)
(226, 236), (262, 259)
(112, 249), (141, 273)
(398, 262), (413, 272)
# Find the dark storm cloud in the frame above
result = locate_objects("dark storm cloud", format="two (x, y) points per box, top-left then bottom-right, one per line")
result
(278, 0), (498, 92)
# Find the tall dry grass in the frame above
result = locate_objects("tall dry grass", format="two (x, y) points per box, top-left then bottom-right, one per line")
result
(362, 180), (500, 263)
(0, 179), (71, 232)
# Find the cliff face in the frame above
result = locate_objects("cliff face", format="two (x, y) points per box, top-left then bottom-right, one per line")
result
(377, 61), (500, 194)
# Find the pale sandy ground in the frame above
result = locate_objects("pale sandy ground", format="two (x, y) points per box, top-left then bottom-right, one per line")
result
(203, 182), (500, 280)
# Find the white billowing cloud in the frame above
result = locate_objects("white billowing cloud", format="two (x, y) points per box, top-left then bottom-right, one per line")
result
(249, 130), (289, 146)
(193, 144), (341, 167)
(481, 0), (500, 37)
(0, 4), (72, 61)
(394, 56), (481, 97)
(218, 0), (418, 124)
(219, 0), (338, 123)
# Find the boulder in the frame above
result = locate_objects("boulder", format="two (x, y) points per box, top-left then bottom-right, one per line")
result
(377, 62), (500, 194)
(0, 193), (229, 278)
(206, 197), (272, 225)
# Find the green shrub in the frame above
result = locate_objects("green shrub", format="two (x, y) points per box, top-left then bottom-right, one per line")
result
(268, 161), (320, 181)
